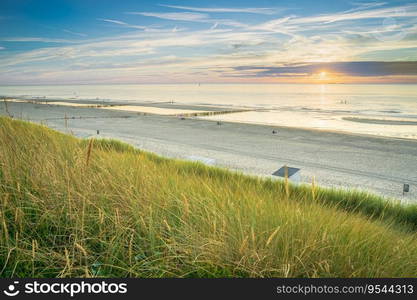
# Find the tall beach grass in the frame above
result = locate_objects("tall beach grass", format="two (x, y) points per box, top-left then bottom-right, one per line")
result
(1, 116), (417, 277)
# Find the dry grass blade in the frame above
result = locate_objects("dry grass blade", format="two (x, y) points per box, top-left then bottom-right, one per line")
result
(86, 138), (94, 166)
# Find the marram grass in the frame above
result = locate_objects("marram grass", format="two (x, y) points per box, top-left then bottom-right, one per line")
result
(1, 116), (417, 278)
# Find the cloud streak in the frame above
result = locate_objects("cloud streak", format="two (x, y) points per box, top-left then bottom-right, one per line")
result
(0, 37), (78, 43)
(130, 12), (209, 22)
(292, 4), (417, 24)
(63, 29), (87, 37)
(127, 11), (247, 28)
(158, 4), (278, 15)
(253, 3), (417, 37)
(233, 61), (417, 77)
(98, 18), (150, 30)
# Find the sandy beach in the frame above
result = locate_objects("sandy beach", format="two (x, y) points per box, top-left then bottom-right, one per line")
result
(1, 99), (417, 202)
(100, 105), (212, 115)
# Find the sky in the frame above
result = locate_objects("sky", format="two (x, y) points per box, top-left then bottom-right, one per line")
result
(0, 0), (417, 84)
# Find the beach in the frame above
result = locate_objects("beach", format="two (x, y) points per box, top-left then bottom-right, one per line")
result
(2, 83), (417, 139)
(1, 99), (416, 202)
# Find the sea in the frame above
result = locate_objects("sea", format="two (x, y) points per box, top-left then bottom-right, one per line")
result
(1, 83), (417, 139)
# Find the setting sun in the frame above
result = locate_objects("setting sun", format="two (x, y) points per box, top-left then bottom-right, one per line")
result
(319, 71), (327, 80)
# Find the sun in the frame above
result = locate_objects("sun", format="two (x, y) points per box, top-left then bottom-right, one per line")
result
(319, 71), (327, 80)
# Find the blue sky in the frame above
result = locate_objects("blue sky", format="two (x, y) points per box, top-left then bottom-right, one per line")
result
(1, 0), (417, 84)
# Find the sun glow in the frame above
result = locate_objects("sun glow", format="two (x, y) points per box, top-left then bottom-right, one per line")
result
(312, 70), (338, 83)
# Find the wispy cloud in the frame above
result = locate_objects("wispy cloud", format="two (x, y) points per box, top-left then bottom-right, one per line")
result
(343, 1), (388, 13)
(63, 29), (87, 37)
(290, 3), (417, 24)
(233, 61), (417, 77)
(171, 26), (187, 33)
(158, 4), (278, 15)
(127, 11), (247, 28)
(98, 18), (150, 30)
(252, 3), (417, 39)
(210, 22), (219, 30)
(0, 37), (77, 43)
(128, 12), (209, 22)
(98, 18), (128, 25)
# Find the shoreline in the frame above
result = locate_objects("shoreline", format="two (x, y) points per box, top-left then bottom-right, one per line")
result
(343, 116), (417, 126)
(3, 97), (417, 142)
(2, 97), (251, 117)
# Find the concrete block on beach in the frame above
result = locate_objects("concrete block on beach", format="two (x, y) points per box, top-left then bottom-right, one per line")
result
(272, 166), (301, 183)
(187, 155), (216, 166)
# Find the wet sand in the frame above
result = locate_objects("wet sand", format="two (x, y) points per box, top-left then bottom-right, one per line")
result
(343, 117), (417, 126)
(100, 105), (211, 115)
(2, 100), (417, 202)
(201, 109), (417, 140)
(3, 98), (239, 115)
